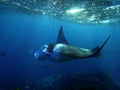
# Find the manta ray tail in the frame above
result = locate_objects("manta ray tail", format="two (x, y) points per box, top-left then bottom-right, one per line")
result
(91, 35), (111, 57)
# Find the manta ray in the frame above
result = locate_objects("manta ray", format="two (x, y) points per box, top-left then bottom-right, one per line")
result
(34, 26), (110, 62)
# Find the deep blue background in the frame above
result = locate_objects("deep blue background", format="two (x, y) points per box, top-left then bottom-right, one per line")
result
(0, 11), (120, 89)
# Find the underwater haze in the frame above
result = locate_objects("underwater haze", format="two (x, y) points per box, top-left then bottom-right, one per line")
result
(0, 0), (120, 90)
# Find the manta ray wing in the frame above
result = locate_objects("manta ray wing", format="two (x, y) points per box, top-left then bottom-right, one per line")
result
(56, 26), (69, 45)
(91, 35), (111, 57)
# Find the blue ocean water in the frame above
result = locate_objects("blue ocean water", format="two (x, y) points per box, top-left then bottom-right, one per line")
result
(0, 10), (120, 90)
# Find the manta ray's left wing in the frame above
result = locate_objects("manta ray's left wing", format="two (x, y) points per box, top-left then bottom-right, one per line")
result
(90, 35), (111, 57)
(56, 26), (69, 45)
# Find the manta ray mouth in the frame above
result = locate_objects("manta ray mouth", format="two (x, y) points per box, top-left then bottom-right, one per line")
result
(34, 45), (48, 59)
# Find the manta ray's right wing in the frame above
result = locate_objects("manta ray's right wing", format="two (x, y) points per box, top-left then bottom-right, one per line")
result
(56, 26), (69, 45)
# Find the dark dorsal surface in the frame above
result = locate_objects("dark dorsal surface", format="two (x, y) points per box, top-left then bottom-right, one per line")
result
(57, 26), (69, 45)
(47, 44), (55, 52)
